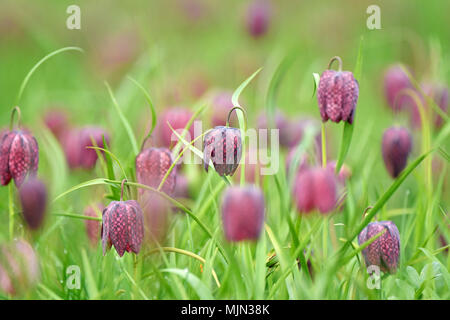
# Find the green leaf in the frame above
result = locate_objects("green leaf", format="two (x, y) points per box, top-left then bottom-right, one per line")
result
(16, 46), (84, 104)
(161, 268), (214, 300)
(335, 121), (354, 174)
(105, 81), (139, 156)
(312, 72), (320, 97)
(81, 249), (99, 299)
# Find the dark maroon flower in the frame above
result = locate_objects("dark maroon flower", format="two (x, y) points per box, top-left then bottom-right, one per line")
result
(62, 126), (110, 170)
(0, 239), (39, 296)
(84, 203), (103, 247)
(358, 221), (400, 274)
(156, 107), (194, 148)
(0, 129), (39, 187)
(384, 65), (415, 111)
(293, 167), (337, 214)
(102, 200), (144, 257)
(382, 126), (412, 178)
(43, 109), (69, 141)
(221, 186), (265, 242)
(203, 126), (242, 176)
(245, 0), (271, 38)
(18, 178), (47, 230)
(136, 147), (176, 195)
(317, 57), (359, 124)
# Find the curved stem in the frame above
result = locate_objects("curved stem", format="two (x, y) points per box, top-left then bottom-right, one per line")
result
(120, 179), (127, 201)
(327, 56), (343, 72)
(9, 106), (21, 131)
(226, 106), (247, 128)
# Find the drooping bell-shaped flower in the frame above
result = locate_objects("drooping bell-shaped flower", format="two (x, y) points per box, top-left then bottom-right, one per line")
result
(382, 126), (412, 178)
(102, 181), (144, 257)
(245, 0), (271, 38)
(19, 178), (47, 230)
(293, 167), (337, 214)
(221, 185), (265, 242)
(43, 108), (70, 141)
(410, 82), (448, 128)
(317, 56), (359, 124)
(136, 147), (176, 195)
(156, 107), (194, 148)
(384, 64), (415, 111)
(0, 129), (39, 187)
(203, 126), (242, 176)
(358, 221), (400, 274)
(62, 126), (110, 170)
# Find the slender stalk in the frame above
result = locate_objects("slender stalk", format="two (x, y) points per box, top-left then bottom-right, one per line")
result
(321, 122), (327, 168)
(9, 106), (21, 131)
(8, 184), (15, 240)
(327, 56), (343, 72)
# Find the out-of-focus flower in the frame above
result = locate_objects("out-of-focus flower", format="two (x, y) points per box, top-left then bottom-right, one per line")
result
(156, 107), (194, 148)
(245, 0), (272, 38)
(384, 65), (415, 111)
(0, 239), (39, 296)
(203, 126), (242, 177)
(84, 203), (103, 247)
(210, 91), (237, 127)
(0, 129), (39, 187)
(43, 109), (70, 142)
(101, 200), (144, 257)
(19, 178), (47, 230)
(382, 126), (412, 178)
(358, 221), (400, 274)
(317, 57), (359, 124)
(257, 110), (289, 147)
(62, 126), (110, 170)
(139, 192), (170, 243)
(410, 82), (448, 128)
(136, 147), (176, 195)
(293, 167), (337, 214)
(221, 185), (265, 242)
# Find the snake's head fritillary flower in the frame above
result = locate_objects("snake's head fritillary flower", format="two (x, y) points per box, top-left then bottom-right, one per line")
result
(203, 126), (242, 177)
(62, 126), (110, 170)
(293, 167), (337, 214)
(257, 110), (290, 147)
(156, 107), (194, 148)
(245, 0), (271, 39)
(19, 178), (47, 230)
(84, 203), (103, 247)
(358, 221), (400, 274)
(317, 57), (359, 124)
(43, 109), (69, 141)
(221, 185), (265, 242)
(136, 147), (176, 196)
(140, 192), (170, 243)
(0, 129), (39, 187)
(101, 199), (144, 257)
(382, 126), (412, 178)
(0, 239), (39, 296)
(384, 65), (416, 111)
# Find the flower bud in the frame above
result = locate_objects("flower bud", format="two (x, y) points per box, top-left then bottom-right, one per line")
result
(245, 0), (271, 38)
(221, 186), (265, 242)
(203, 126), (242, 176)
(19, 178), (47, 230)
(102, 200), (144, 257)
(84, 203), (103, 247)
(358, 221), (400, 274)
(136, 147), (176, 195)
(317, 60), (359, 124)
(382, 126), (412, 178)
(156, 107), (194, 148)
(0, 129), (39, 187)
